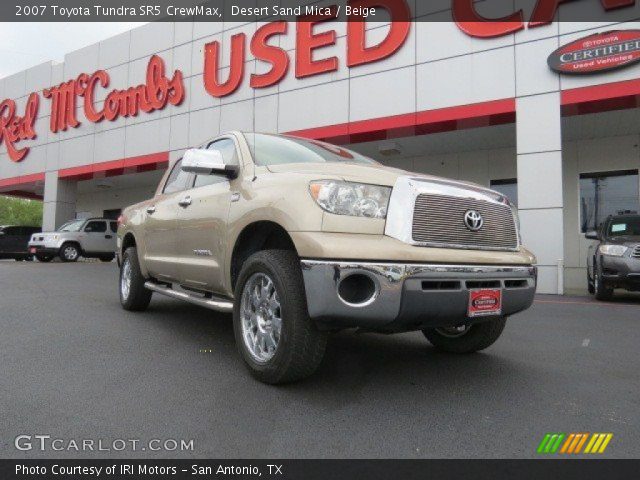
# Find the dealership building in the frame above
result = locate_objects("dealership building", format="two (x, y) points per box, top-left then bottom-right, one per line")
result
(1, 5), (640, 295)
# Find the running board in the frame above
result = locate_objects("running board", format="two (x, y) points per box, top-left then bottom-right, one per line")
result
(144, 281), (233, 312)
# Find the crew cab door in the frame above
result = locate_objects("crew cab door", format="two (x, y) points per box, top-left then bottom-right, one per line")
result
(81, 220), (112, 252)
(176, 137), (240, 294)
(143, 159), (193, 282)
(0, 226), (22, 254)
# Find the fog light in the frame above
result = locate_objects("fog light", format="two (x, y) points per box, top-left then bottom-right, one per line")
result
(337, 274), (378, 307)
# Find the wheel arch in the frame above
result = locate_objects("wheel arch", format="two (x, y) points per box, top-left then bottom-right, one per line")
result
(229, 221), (298, 291)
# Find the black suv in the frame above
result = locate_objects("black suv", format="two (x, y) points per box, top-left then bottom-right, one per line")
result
(586, 214), (640, 300)
(0, 225), (41, 261)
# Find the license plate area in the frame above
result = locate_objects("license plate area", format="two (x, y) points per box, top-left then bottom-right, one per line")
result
(468, 288), (502, 317)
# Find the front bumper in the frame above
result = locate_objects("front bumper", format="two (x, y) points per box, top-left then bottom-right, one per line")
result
(27, 245), (59, 256)
(601, 256), (640, 291)
(301, 260), (537, 332)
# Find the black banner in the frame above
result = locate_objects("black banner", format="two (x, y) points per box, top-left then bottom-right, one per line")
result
(2, 460), (640, 480)
(2, 0), (640, 22)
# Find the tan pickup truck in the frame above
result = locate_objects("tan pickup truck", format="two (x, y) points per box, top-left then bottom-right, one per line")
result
(117, 131), (537, 384)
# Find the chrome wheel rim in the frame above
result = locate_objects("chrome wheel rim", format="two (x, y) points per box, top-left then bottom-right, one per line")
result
(121, 258), (132, 301)
(63, 246), (78, 261)
(240, 273), (282, 364)
(436, 325), (470, 338)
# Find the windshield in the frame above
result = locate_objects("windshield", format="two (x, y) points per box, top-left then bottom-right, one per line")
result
(57, 220), (85, 232)
(607, 217), (640, 237)
(244, 133), (377, 167)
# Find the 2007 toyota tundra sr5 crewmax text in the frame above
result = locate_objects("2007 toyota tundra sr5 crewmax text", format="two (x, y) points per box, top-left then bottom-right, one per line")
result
(117, 132), (537, 384)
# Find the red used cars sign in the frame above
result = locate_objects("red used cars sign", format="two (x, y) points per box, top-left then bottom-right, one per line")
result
(548, 30), (640, 75)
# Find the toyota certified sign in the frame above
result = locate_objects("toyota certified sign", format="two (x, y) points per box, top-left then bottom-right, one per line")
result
(548, 30), (640, 75)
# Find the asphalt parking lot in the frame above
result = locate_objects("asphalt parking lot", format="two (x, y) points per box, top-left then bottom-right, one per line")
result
(1, 260), (639, 459)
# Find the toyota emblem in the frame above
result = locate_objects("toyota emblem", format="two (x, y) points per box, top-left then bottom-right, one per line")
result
(464, 210), (484, 232)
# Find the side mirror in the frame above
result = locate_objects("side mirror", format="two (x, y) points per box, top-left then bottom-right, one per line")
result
(585, 231), (599, 240)
(182, 148), (239, 179)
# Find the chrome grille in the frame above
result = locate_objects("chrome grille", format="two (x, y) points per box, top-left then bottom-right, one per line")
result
(412, 194), (518, 250)
(632, 245), (640, 258)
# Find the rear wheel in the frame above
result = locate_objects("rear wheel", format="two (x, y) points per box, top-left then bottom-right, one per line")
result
(233, 250), (327, 384)
(59, 243), (80, 262)
(423, 317), (506, 353)
(120, 247), (152, 311)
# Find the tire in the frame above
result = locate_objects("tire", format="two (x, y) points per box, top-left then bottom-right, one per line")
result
(120, 247), (152, 311)
(594, 263), (613, 301)
(233, 250), (327, 385)
(99, 255), (115, 262)
(422, 317), (507, 354)
(35, 255), (53, 263)
(59, 243), (80, 262)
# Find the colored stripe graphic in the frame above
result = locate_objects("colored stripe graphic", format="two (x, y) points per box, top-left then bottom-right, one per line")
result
(539, 433), (613, 454)
(537, 433), (565, 454)
(585, 433), (614, 454)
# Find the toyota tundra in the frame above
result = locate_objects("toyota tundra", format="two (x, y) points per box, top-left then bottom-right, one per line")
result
(117, 132), (537, 384)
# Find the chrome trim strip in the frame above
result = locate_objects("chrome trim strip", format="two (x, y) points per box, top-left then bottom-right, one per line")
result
(144, 281), (233, 312)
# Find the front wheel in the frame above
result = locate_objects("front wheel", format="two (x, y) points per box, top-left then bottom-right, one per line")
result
(594, 265), (614, 301)
(423, 317), (506, 353)
(233, 250), (327, 385)
(120, 247), (152, 311)
(59, 243), (80, 262)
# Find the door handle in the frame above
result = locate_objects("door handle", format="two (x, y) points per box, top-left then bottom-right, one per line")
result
(146, 206), (156, 214)
(179, 196), (192, 208)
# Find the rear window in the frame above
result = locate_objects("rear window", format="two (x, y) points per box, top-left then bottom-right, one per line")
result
(244, 133), (377, 167)
(110, 222), (118, 233)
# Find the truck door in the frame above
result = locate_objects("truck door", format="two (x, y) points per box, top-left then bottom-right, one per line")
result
(0, 226), (22, 255)
(81, 220), (111, 252)
(143, 159), (193, 282)
(176, 137), (240, 294)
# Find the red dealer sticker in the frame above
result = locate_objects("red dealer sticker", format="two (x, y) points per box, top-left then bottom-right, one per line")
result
(548, 30), (640, 75)
(468, 289), (502, 318)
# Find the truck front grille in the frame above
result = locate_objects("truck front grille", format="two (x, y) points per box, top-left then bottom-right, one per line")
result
(412, 194), (519, 251)
(632, 245), (640, 258)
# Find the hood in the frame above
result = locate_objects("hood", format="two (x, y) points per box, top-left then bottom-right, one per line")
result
(266, 162), (489, 192)
(606, 236), (640, 246)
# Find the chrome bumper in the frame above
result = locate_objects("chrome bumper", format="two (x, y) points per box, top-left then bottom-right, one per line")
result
(300, 260), (537, 332)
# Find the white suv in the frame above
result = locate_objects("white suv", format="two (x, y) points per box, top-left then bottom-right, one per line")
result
(28, 218), (117, 263)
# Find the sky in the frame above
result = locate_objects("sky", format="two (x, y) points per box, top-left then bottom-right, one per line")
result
(0, 22), (146, 79)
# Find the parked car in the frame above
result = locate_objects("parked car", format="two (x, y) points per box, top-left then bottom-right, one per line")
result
(28, 218), (117, 263)
(0, 225), (41, 261)
(586, 214), (640, 300)
(117, 132), (537, 384)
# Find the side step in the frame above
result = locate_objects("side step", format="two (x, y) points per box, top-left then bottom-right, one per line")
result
(144, 281), (233, 313)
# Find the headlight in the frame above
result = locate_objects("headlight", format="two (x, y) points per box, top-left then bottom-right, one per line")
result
(599, 245), (628, 257)
(309, 180), (391, 219)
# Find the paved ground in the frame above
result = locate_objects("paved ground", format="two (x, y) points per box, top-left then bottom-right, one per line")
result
(0, 260), (638, 459)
